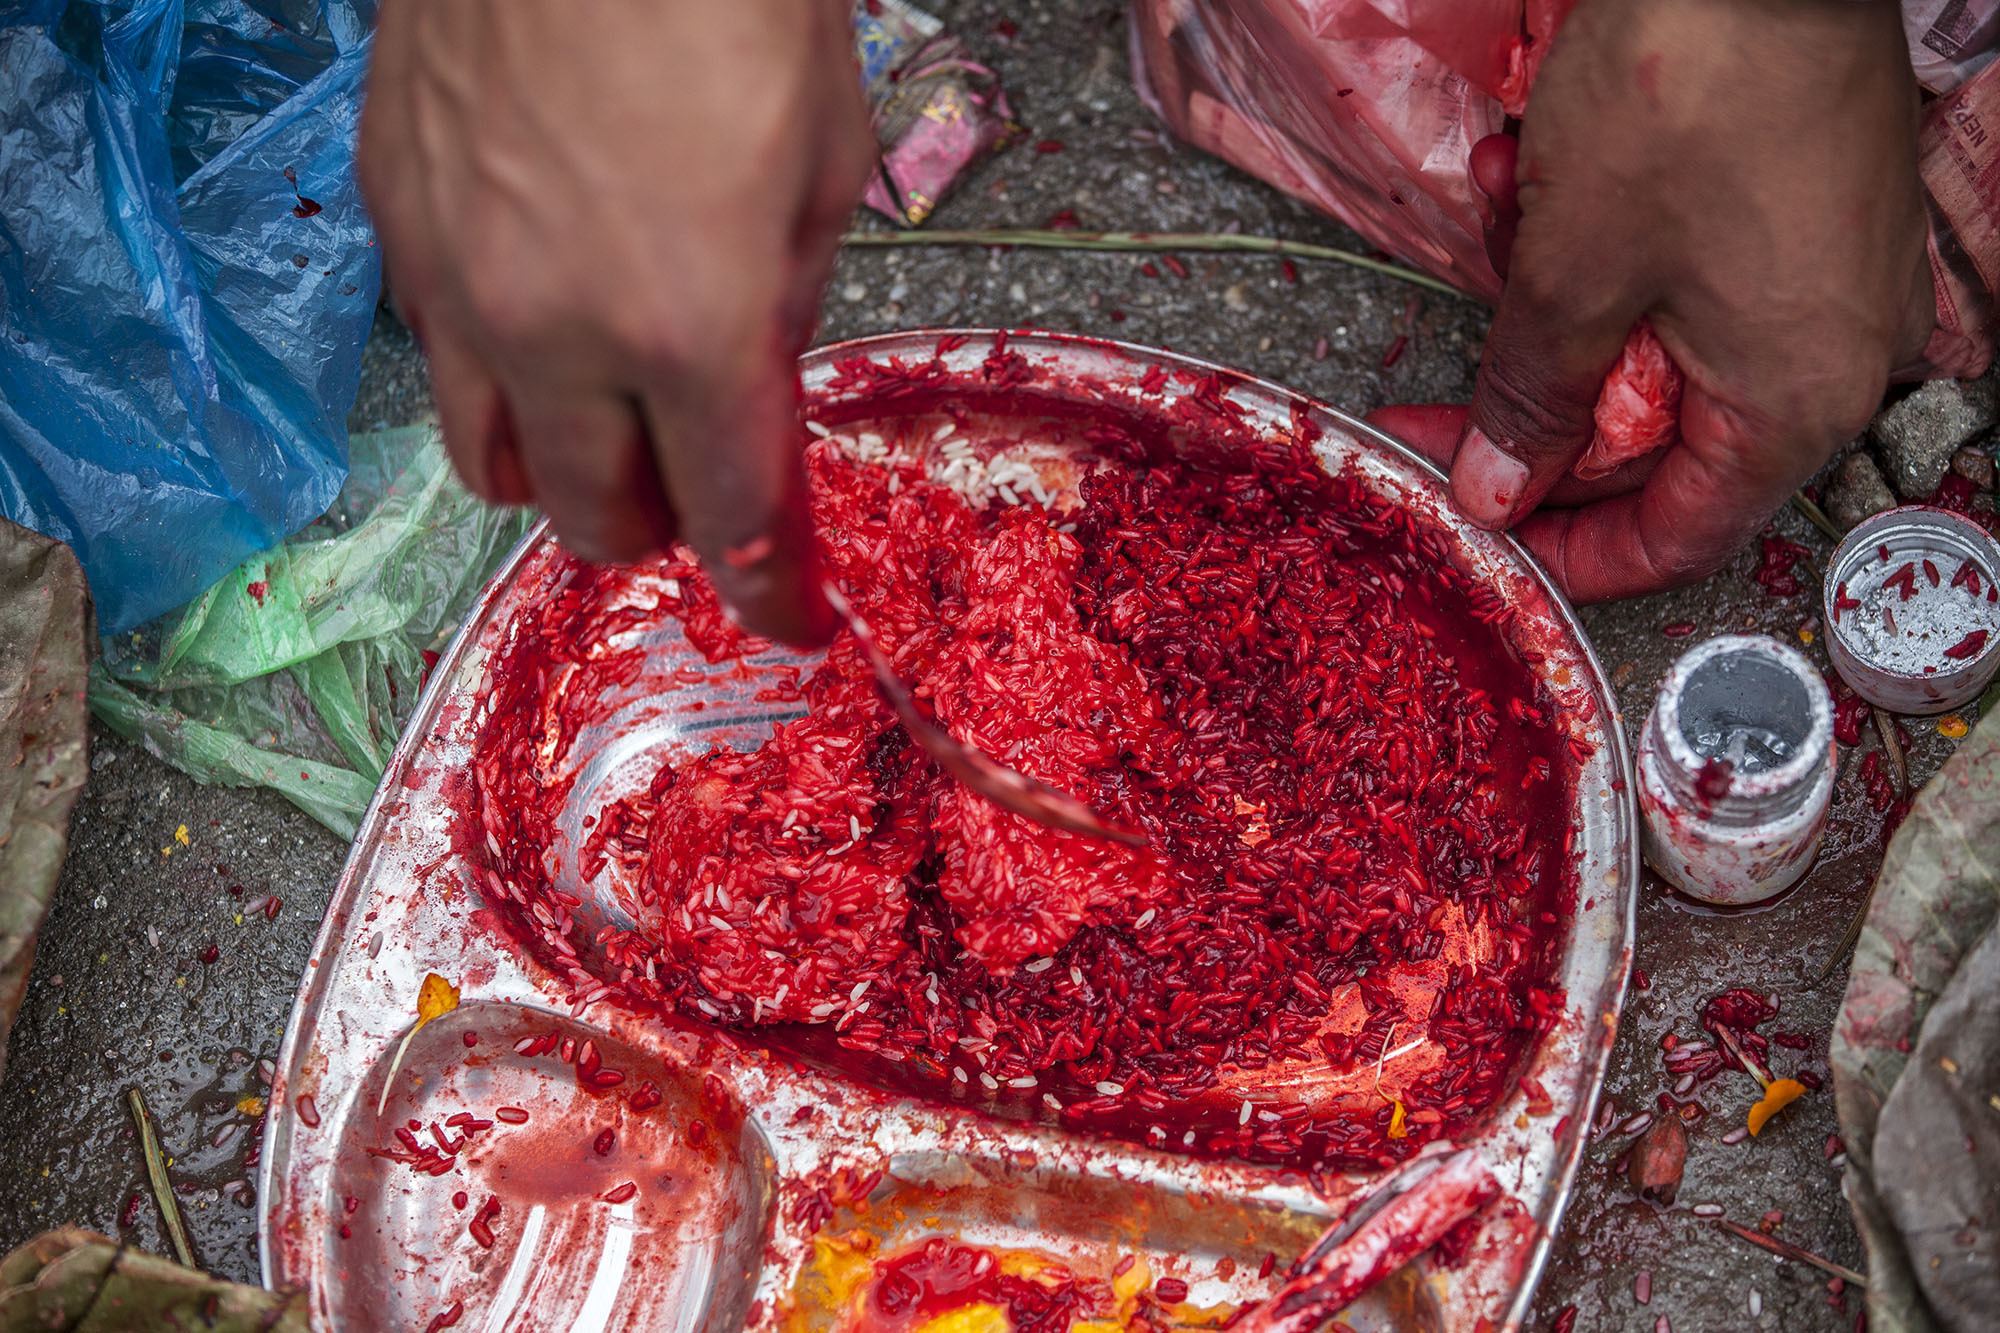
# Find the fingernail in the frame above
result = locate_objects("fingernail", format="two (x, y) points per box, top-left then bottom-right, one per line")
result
(1450, 424), (1531, 529)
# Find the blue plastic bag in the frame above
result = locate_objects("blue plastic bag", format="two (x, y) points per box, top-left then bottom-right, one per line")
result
(0, 0), (380, 633)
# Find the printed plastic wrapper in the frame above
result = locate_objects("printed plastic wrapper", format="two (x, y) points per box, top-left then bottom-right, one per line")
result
(1130, 0), (2000, 471)
(1906, 0), (2000, 94)
(854, 0), (1020, 226)
(1576, 319), (1681, 480)
(93, 426), (534, 839)
(0, 1), (381, 636)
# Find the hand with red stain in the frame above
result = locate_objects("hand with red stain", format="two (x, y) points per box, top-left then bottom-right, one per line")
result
(360, 0), (874, 645)
(1435, 0), (1933, 602)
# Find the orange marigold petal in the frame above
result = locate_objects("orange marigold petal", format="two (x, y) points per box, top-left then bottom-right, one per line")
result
(1747, 1078), (1807, 1137)
(417, 972), (461, 1026)
(1387, 1099), (1408, 1140)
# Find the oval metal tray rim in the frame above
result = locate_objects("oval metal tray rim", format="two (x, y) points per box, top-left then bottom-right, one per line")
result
(259, 328), (1638, 1332)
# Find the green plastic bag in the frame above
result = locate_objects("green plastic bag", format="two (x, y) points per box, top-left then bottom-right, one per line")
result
(91, 426), (535, 839)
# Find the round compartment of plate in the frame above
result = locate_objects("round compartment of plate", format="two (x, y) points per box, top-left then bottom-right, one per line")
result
(325, 1000), (774, 1333)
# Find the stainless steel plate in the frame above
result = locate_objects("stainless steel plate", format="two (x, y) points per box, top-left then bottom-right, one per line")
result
(259, 331), (1636, 1332)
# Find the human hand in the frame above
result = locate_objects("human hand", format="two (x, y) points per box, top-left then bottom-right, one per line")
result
(1439, 0), (1932, 601)
(361, 0), (874, 644)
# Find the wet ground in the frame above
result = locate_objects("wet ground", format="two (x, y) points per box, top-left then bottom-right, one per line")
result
(0, 3), (1965, 1328)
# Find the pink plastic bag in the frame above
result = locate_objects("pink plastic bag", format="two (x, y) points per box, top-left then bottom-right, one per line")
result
(1131, 0), (2000, 470)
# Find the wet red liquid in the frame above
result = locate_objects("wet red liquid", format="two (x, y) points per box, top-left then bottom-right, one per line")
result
(472, 364), (1576, 1171)
(863, 1238), (1113, 1331)
(872, 1239), (1002, 1319)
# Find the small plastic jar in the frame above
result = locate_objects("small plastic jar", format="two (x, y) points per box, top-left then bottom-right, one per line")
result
(1823, 505), (2000, 714)
(1637, 635), (1835, 906)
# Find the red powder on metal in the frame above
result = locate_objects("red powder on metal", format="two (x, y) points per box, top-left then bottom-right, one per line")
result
(471, 368), (1575, 1170)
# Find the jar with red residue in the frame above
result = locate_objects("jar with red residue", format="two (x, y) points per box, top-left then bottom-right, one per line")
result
(1823, 506), (2000, 714)
(1637, 635), (1834, 906)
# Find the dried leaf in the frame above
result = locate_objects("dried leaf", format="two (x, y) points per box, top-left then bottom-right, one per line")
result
(1627, 1113), (1688, 1204)
(0, 1228), (308, 1331)
(1747, 1078), (1807, 1137)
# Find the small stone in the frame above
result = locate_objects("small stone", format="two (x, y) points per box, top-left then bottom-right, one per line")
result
(1950, 444), (1997, 493)
(1825, 451), (1897, 531)
(1869, 376), (2000, 498)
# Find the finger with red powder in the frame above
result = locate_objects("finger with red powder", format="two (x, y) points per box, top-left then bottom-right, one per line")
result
(509, 391), (676, 564)
(645, 352), (834, 648)
(1512, 389), (1808, 602)
(1366, 404), (1466, 460)
(360, 0), (868, 649)
(415, 320), (532, 506)
(1450, 244), (1644, 531)
(1369, 404), (1664, 509)
(1451, 0), (1925, 595)
(1468, 133), (1520, 280)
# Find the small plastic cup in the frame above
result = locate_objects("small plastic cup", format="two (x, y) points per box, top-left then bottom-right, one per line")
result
(1824, 506), (2000, 715)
